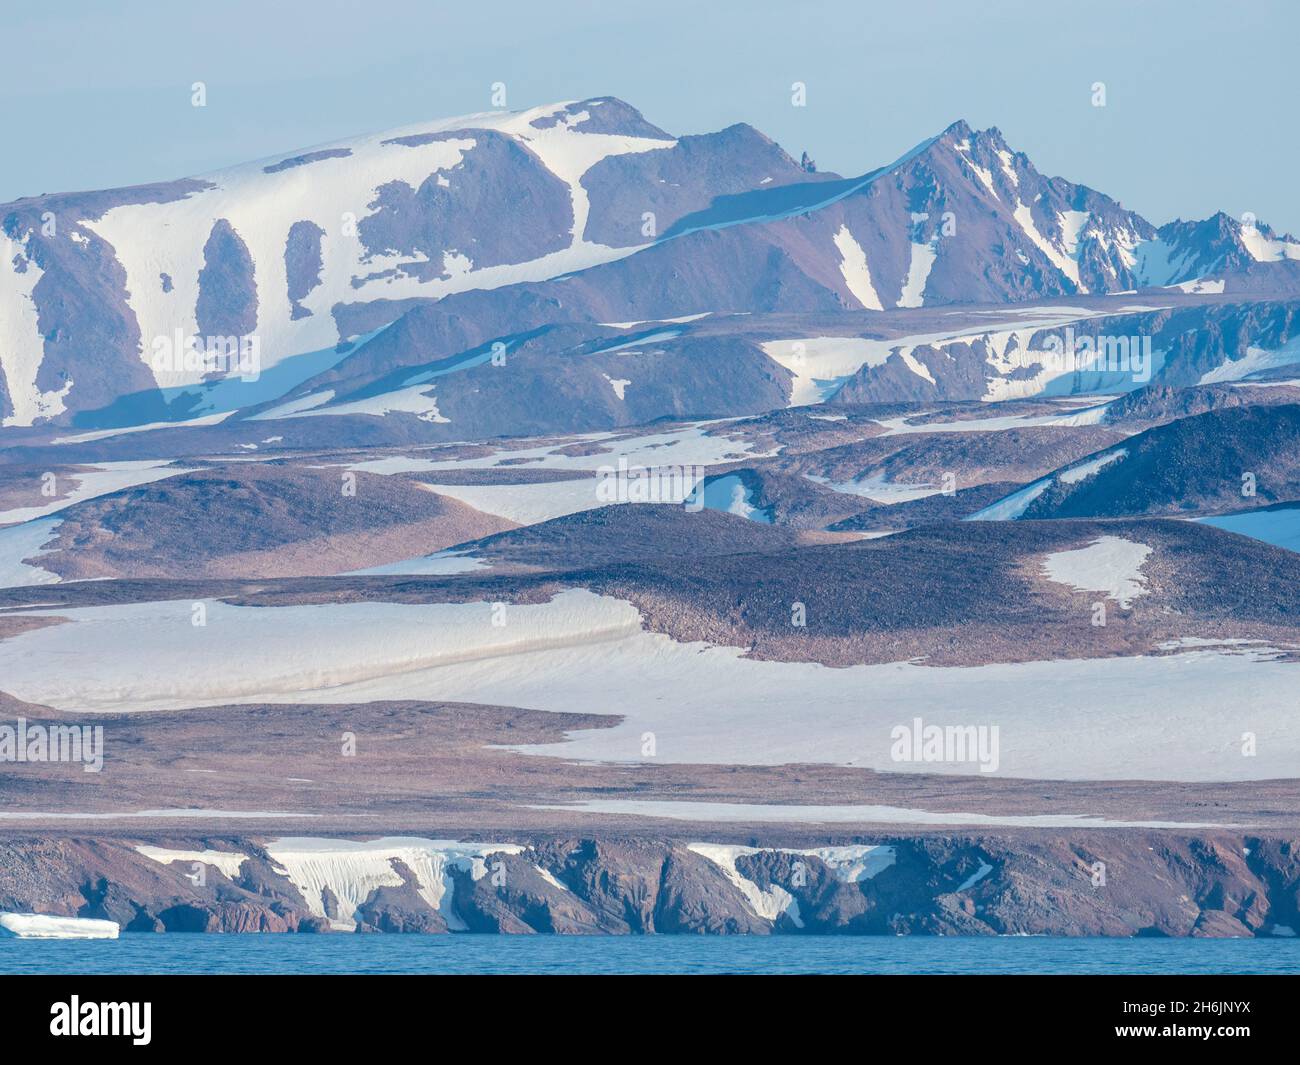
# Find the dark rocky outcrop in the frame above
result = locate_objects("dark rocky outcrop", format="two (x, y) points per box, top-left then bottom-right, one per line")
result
(358, 131), (572, 278)
(354, 860), (447, 933)
(582, 123), (826, 248)
(263, 148), (353, 175)
(196, 219), (258, 339)
(285, 219), (326, 319)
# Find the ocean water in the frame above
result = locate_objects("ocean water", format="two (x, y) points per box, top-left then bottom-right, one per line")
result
(1, 935), (1297, 975)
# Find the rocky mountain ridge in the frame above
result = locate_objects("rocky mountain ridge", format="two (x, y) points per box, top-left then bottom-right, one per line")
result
(5, 98), (1300, 435)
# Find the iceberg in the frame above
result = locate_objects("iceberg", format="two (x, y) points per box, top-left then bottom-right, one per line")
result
(0, 912), (120, 939)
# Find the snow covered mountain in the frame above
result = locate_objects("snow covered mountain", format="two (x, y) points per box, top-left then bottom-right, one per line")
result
(0, 98), (685, 429)
(1136, 211), (1300, 292)
(4, 96), (1300, 435)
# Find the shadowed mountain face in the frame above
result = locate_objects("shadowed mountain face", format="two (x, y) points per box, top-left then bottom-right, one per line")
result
(1100, 381), (1300, 430)
(580, 122), (836, 248)
(998, 403), (1300, 520)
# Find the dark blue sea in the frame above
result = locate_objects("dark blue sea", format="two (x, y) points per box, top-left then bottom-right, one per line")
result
(2, 935), (1297, 975)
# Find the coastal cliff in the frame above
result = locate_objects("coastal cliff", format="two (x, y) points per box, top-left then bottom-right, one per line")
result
(2, 832), (1297, 938)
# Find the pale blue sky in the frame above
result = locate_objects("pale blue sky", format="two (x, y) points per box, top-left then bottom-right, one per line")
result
(2, 0), (1295, 231)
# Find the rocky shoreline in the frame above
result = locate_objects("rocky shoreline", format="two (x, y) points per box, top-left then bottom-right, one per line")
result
(2, 831), (1297, 937)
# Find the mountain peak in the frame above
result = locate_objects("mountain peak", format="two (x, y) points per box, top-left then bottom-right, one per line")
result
(933, 120), (1014, 158)
(525, 97), (671, 140)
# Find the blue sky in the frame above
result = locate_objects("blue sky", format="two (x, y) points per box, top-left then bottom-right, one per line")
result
(2, 0), (1294, 231)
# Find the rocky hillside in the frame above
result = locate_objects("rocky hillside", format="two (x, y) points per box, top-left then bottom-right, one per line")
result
(991, 403), (1300, 520)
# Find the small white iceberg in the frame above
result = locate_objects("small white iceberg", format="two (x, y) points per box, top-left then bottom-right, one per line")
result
(0, 912), (120, 939)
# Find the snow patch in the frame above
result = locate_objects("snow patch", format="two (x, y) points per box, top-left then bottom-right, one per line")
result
(806, 473), (938, 504)
(248, 390), (336, 420)
(1198, 334), (1300, 385)
(831, 225), (884, 310)
(1058, 448), (1127, 484)
(761, 336), (895, 406)
(418, 478), (609, 525)
(899, 349), (936, 384)
(955, 861), (994, 892)
(543, 800), (1226, 829)
(1042, 536), (1151, 608)
(687, 844), (799, 923)
(353, 423), (766, 473)
(135, 845), (249, 880)
(1013, 202), (1085, 290)
(996, 149), (1019, 187)
(898, 241), (937, 308)
(602, 373), (631, 400)
(881, 401), (1113, 438)
(1174, 278), (1225, 294)
(694, 473), (771, 522)
(966, 479), (1051, 521)
(0, 241), (73, 427)
(50, 410), (234, 444)
(0, 517), (63, 588)
(263, 836), (522, 930)
(346, 549), (490, 576)
(600, 312), (710, 328)
(1240, 227), (1300, 263)
(280, 383), (449, 422)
